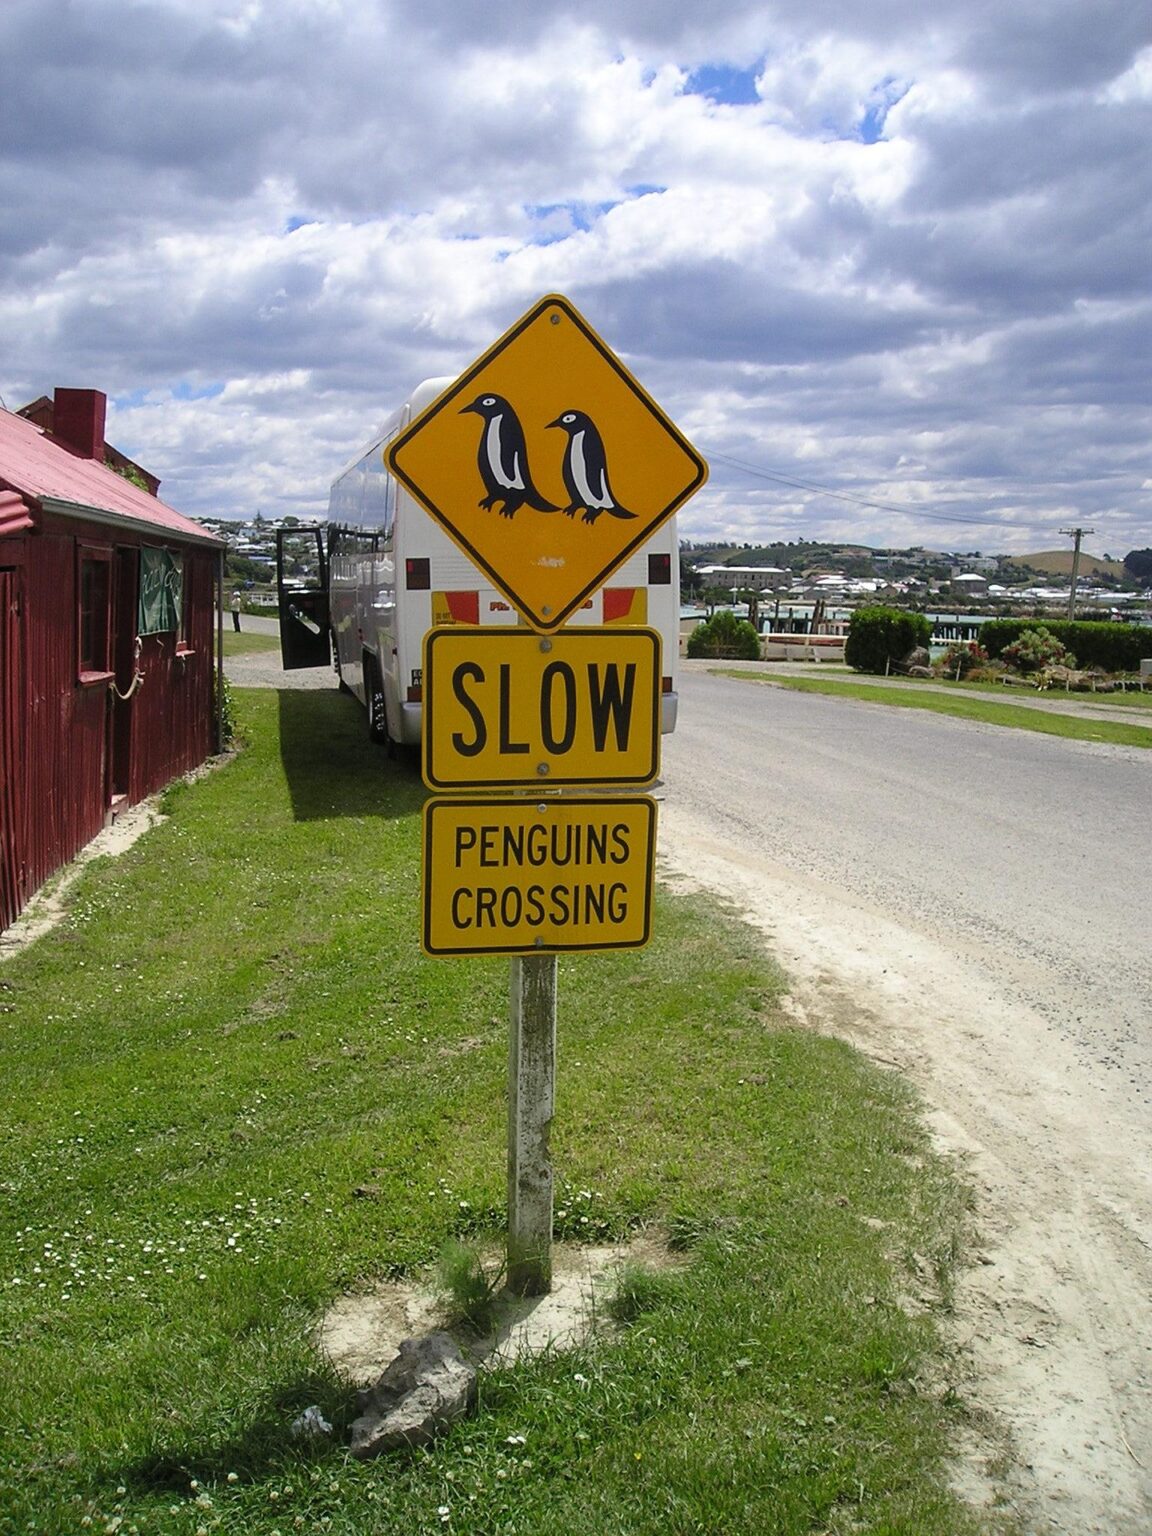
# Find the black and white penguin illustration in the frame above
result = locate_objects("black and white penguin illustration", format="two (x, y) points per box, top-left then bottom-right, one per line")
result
(545, 409), (638, 525)
(459, 393), (557, 518)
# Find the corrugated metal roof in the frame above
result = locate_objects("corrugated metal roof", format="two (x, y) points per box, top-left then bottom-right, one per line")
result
(0, 488), (33, 538)
(0, 406), (222, 547)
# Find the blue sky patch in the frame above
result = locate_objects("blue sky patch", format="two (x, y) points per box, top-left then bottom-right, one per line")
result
(112, 387), (150, 410)
(114, 382), (224, 409)
(857, 79), (912, 142)
(524, 186), (667, 244)
(685, 64), (761, 106)
(526, 199), (616, 231)
(524, 198), (617, 244)
(172, 381), (226, 402)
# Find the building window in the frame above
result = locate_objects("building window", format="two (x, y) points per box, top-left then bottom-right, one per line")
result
(138, 545), (182, 635)
(78, 549), (112, 678)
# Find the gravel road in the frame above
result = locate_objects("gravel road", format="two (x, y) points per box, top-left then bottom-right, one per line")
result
(659, 664), (1152, 1534)
(222, 612), (339, 690)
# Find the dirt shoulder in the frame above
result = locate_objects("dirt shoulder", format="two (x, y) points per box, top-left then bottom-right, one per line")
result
(657, 804), (1152, 1534)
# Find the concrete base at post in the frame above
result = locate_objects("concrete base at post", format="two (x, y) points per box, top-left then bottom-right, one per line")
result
(507, 953), (556, 1296)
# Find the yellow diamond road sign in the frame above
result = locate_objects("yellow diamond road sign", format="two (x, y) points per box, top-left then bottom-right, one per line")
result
(385, 293), (708, 632)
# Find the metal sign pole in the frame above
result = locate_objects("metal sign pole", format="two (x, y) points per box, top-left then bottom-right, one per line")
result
(507, 951), (557, 1295)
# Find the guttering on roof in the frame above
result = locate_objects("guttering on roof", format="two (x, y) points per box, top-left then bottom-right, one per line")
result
(38, 496), (225, 549)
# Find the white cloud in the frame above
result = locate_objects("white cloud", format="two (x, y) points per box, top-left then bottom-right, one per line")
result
(0, 0), (1148, 555)
(1100, 44), (1152, 103)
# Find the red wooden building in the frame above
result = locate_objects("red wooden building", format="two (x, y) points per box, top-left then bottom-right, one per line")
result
(0, 388), (224, 931)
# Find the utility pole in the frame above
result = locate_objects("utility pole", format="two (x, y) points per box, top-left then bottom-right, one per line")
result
(1060, 526), (1095, 620)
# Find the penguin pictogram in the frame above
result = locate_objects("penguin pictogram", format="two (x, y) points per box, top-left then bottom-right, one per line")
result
(546, 409), (638, 525)
(460, 393), (557, 519)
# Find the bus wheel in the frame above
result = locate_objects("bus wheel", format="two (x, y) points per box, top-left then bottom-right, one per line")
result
(365, 657), (390, 747)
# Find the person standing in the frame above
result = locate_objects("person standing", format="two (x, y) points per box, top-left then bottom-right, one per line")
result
(231, 590), (242, 632)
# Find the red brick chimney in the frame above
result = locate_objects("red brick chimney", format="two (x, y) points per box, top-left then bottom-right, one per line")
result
(52, 388), (107, 461)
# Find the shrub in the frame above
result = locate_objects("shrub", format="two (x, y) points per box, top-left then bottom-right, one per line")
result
(686, 609), (761, 660)
(845, 605), (932, 674)
(939, 640), (989, 679)
(1000, 627), (1076, 674)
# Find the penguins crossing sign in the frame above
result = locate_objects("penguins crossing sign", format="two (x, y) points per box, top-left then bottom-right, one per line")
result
(385, 293), (708, 632)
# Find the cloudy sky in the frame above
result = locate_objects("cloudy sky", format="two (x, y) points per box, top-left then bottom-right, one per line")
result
(2, 0), (1149, 556)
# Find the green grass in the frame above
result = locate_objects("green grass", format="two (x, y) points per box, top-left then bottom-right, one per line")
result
(0, 689), (1004, 1535)
(721, 672), (1152, 747)
(928, 676), (1152, 710)
(960, 681), (1152, 710)
(221, 628), (282, 657)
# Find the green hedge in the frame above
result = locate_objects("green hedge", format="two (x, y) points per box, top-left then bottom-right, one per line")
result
(845, 606), (932, 674)
(979, 619), (1150, 672)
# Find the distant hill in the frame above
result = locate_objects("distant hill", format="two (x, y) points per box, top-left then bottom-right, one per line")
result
(1020, 550), (1126, 581)
(682, 540), (880, 574)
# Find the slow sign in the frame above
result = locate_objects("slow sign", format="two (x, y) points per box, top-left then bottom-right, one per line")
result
(423, 627), (661, 790)
(422, 795), (657, 956)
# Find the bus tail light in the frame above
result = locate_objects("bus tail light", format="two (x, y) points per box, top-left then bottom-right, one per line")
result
(648, 553), (672, 585)
(405, 557), (431, 590)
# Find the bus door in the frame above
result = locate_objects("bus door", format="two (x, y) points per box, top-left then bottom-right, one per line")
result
(276, 526), (331, 670)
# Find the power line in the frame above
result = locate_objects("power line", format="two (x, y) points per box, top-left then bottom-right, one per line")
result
(704, 447), (1065, 535)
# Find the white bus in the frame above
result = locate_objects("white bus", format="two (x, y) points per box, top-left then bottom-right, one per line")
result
(277, 377), (681, 751)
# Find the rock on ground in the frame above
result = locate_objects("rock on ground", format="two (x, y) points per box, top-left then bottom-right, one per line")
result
(349, 1332), (476, 1458)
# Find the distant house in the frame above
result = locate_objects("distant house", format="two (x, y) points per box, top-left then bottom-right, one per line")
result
(693, 564), (789, 591)
(950, 571), (989, 597)
(0, 388), (224, 931)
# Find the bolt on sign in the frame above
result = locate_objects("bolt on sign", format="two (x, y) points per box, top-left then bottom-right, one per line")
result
(422, 626), (662, 791)
(422, 796), (657, 956)
(385, 293), (708, 633)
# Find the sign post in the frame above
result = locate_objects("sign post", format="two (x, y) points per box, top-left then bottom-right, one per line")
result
(507, 953), (556, 1295)
(397, 293), (706, 1296)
